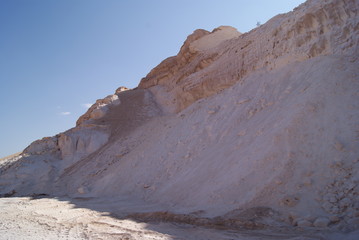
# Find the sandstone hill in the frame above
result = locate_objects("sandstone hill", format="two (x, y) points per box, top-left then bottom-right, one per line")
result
(1, 0), (358, 238)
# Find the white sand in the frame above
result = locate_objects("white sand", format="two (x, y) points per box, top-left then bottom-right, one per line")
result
(1, 197), (358, 240)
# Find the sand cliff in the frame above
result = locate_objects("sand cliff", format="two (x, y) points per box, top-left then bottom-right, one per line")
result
(1, 0), (359, 238)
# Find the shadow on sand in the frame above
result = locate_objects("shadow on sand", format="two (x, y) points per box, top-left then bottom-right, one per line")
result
(2, 192), (337, 240)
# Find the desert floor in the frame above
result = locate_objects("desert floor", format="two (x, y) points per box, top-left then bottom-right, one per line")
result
(1, 197), (358, 240)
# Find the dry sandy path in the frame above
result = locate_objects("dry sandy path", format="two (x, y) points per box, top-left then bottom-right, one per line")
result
(1, 197), (358, 240)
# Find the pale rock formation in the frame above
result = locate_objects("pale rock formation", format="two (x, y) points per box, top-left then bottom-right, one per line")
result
(189, 26), (241, 53)
(23, 137), (58, 155)
(139, 26), (242, 112)
(313, 217), (330, 228)
(1, 0), (359, 237)
(115, 86), (129, 94)
(77, 94), (121, 126)
(57, 125), (109, 161)
(139, 0), (358, 112)
(0, 87), (161, 197)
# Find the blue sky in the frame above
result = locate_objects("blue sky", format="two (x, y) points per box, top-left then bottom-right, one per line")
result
(0, 0), (305, 158)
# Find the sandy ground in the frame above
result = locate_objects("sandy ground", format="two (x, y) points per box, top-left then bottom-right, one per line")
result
(1, 197), (358, 240)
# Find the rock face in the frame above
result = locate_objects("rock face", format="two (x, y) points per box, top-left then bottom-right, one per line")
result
(1, 0), (359, 234)
(76, 93), (122, 126)
(138, 26), (242, 112)
(139, 0), (358, 112)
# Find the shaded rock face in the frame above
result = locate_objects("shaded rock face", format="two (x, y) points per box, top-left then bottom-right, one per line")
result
(138, 26), (241, 112)
(1, 0), (359, 233)
(23, 126), (109, 161)
(57, 126), (109, 161)
(76, 93), (121, 126)
(23, 137), (58, 155)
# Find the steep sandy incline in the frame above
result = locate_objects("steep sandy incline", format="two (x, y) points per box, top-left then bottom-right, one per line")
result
(0, 0), (359, 236)
(60, 55), (359, 231)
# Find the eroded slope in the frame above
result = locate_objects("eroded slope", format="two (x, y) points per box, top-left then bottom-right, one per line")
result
(1, 0), (359, 235)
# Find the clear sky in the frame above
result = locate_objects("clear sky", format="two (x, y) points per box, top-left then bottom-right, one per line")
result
(0, 0), (305, 158)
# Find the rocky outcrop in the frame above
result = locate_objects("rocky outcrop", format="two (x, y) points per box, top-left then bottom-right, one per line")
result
(139, 26), (241, 112)
(139, 0), (359, 112)
(57, 125), (109, 161)
(76, 86), (129, 126)
(0, 87), (162, 195)
(77, 94), (121, 126)
(23, 137), (58, 155)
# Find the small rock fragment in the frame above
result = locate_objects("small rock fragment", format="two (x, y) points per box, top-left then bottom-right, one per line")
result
(77, 187), (86, 194)
(313, 217), (330, 228)
(297, 219), (312, 227)
(281, 195), (300, 207)
(329, 215), (340, 223)
(334, 141), (345, 151)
